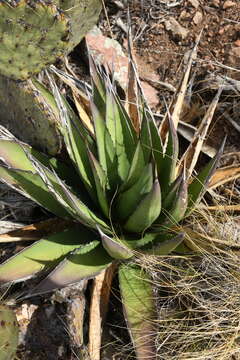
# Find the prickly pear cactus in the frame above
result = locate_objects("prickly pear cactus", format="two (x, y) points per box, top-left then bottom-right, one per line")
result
(0, 0), (102, 80)
(0, 305), (18, 360)
(58, 0), (103, 49)
(0, 0), (70, 80)
(0, 75), (62, 155)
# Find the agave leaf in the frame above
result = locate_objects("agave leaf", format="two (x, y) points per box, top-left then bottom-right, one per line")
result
(91, 100), (117, 180)
(124, 179), (161, 233)
(98, 229), (134, 260)
(112, 91), (138, 181)
(119, 265), (156, 360)
(148, 114), (164, 174)
(160, 115), (179, 195)
(49, 76), (97, 199)
(31, 242), (112, 294)
(29, 156), (110, 232)
(121, 141), (146, 192)
(161, 171), (183, 211)
(87, 150), (109, 217)
(89, 55), (106, 115)
(0, 165), (70, 218)
(115, 163), (153, 221)
(156, 171), (188, 228)
(187, 137), (226, 215)
(0, 226), (94, 283)
(140, 110), (152, 163)
(145, 233), (184, 255)
(124, 231), (163, 249)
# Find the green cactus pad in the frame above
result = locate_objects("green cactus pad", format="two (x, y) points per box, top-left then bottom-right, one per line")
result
(0, 0), (102, 80)
(0, 75), (62, 155)
(0, 0), (70, 80)
(0, 305), (18, 360)
(58, 0), (102, 49)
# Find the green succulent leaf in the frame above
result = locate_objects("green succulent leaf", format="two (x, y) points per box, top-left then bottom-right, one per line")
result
(160, 116), (179, 195)
(145, 233), (184, 255)
(91, 100), (117, 180)
(88, 150), (109, 218)
(124, 179), (161, 233)
(156, 172), (188, 229)
(115, 163), (153, 221)
(50, 81), (97, 199)
(98, 229), (134, 260)
(110, 92), (138, 181)
(0, 226), (94, 284)
(119, 265), (156, 359)
(31, 242), (112, 294)
(0, 305), (18, 360)
(89, 55), (106, 115)
(0, 165), (70, 218)
(121, 141), (146, 192)
(29, 156), (110, 232)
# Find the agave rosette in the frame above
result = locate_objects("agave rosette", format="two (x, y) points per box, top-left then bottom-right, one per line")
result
(0, 56), (224, 357)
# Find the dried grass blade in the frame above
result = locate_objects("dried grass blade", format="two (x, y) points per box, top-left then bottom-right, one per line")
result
(178, 87), (222, 178)
(208, 164), (240, 189)
(0, 218), (71, 243)
(160, 31), (201, 139)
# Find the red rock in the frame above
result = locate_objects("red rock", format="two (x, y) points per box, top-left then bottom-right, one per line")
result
(86, 27), (159, 108)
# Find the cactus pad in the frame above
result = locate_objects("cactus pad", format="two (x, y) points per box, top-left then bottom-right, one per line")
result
(0, 305), (18, 360)
(0, 0), (70, 80)
(0, 75), (62, 155)
(58, 0), (102, 49)
(0, 0), (102, 80)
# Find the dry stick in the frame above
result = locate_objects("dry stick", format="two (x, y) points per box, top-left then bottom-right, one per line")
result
(88, 263), (117, 360)
(200, 204), (240, 212)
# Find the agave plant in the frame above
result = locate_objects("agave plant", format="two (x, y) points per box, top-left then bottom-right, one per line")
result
(0, 56), (223, 357)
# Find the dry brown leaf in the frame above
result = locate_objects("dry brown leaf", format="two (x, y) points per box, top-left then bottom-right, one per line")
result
(160, 31), (201, 140)
(88, 263), (117, 360)
(0, 218), (71, 243)
(178, 87), (222, 178)
(209, 165), (240, 189)
(73, 91), (94, 135)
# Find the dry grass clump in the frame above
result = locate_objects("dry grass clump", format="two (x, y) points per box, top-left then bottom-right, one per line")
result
(137, 211), (240, 360)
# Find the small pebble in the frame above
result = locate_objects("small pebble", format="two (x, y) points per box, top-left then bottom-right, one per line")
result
(211, 0), (220, 7)
(223, 1), (235, 9)
(234, 39), (240, 47)
(193, 11), (203, 25)
(188, 0), (199, 8)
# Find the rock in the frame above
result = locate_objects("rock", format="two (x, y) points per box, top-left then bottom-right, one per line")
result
(223, 1), (235, 9)
(211, 0), (220, 7)
(228, 46), (240, 67)
(188, 0), (199, 8)
(193, 11), (203, 25)
(164, 17), (189, 40)
(234, 39), (240, 47)
(86, 27), (159, 108)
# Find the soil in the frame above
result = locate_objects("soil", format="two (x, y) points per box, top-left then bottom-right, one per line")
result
(1, 1), (240, 359)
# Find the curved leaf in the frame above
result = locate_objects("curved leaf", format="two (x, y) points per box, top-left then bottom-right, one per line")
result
(119, 265), (156, 360)
(0, 226), (95, 283)
(124, 179), (161, 233)
(31, 242), (112, 294)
